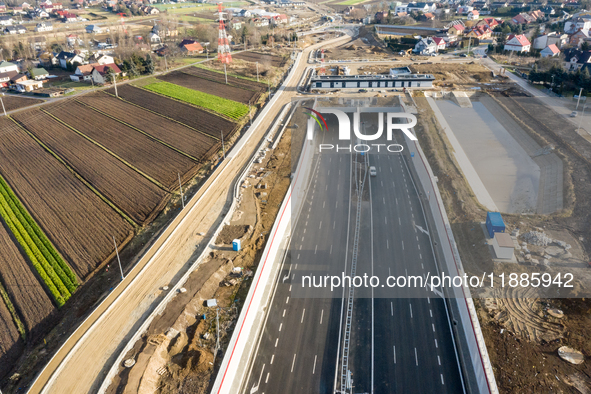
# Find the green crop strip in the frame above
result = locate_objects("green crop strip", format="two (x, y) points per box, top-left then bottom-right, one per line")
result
(0, 176), (78, 306)
(143, 81), (249, 120)
(0, 282), (25, 339)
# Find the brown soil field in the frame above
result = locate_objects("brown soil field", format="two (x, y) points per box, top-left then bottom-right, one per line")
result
(409, 62), (493, 85)
(0, 117), (133, 280)
(106, 85), (238, 140)
(1, 95), (44, 112)
(0, 297), (22, 380)
(183, 67), (268, 93)
(11, 109), (169, 225)
(158, 71), (261, 105)
(0, 223), (56, 338)
(76, 92), (220, 161)
(232, 51), (287, 67)
(44, 101), (199, 191)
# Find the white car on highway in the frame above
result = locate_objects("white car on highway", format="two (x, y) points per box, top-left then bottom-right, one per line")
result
(369, 166), (377, 177)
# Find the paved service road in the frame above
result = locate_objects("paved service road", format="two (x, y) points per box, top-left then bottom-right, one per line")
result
(244, 110), (464, 393)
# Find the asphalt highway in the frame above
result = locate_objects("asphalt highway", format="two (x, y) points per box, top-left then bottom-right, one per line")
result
(243, 110), (464, 394)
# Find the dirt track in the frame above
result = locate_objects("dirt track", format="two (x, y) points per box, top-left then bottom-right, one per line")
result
(23, 34), (353, 394)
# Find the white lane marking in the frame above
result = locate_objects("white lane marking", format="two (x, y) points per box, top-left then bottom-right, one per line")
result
(415, 348), (418, 366)
(291, 354), (297, 373)
(283, 309), (286, 317)
(427, 297), (430, 304)
(435, 339), (438, 348)
(381, 181), (383, 187)
(319, 221), (322, 229)
(294, 264), (298, 269)
(271, 354), (275, 365)
(301, 309), (306, 323)
(385, 217), (387, 224)
(301, 236), (304, 242)
(383, 197), (385, 204)
(441, 374), (445, 385)
(257, 364), (266, 388)
(335, 201), (338, 208)
(432, 324), (436, 332)
(430, 310), (433, 318)
(323, 201), (325, 208)
(421, 263), (424, 269)
(320, 309), (324, 325)
(326, 185), (328, 191)
(402, 241), (404, 250)
(416, 236), (419, 241)
(409, 303), (413, 318)
(265, 373), (270, 384)
(390, 167), (393, 173)
(279, 323), (282, 332)
(314, 245), (317, 254)
(399, 217), (401, 226)
(438, 355), (441, 366)
(333, 221), (336, 229)
(387, 240), (389, 249)
(297, 253), (300, 260)
(391, 302), (393, 316)
(418, 244), (420, 250)
(275, 338), (278, 347)
(393, 346), (396, 363)
(289, 285), (292, 292)
(330, 245), (333, 254)
(305, 221), (308, 226)
(304, 229), (306, 234)
(419, 253), (422, 259)
(286, 297), (290, 304)
(395, 198), (398, 205)
(313, 355), (318, 374)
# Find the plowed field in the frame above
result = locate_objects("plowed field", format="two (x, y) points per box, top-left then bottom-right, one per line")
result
(0, 298), (22, 379)
(11, 109), (168, 225)
(44, 101), (199, 191)
(232, 52), (287, 67)
(1, 95), (44, 112)
(107, 85), (238, 140)
(183, 67), (268, 92)
(0, 223), (56, 338)
(76, 92), (220, 161)
(0, 117), (133, 280)
(158, 71), (261, 105)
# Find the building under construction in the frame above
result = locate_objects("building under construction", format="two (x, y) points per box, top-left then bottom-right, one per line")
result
(309, 71), (435, 91)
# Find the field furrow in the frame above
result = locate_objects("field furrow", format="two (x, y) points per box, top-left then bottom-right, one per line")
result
(0, 222), (56, 338)
(12, 109), (169, 225)
(0, 117), (133, 280)
(44, 101), (199, 191)
(183, 67), (268, 92)
(75, 93), (220, 162)
(107, 85), (238, 139)
(232, 51), (287, 67)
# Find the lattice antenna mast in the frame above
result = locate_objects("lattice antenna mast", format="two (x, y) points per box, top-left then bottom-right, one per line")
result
(215, 3), (232, 64)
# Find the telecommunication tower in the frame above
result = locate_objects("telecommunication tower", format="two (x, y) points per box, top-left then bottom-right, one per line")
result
(216, 3), (232, 64)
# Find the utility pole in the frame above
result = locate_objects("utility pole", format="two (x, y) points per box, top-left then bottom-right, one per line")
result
(164, 54), (168, 72)
(248, 99), (252, 126)
(576, 87), (583, 110)
(0, 93), (6, 116)
(224, 63), (228, 84)
(178, 172), (185, 208)
(112, 73), (118, 97)
(256, 61), (260, 82)
(113, 236), (124, 281)
(220, 130), (225, 159)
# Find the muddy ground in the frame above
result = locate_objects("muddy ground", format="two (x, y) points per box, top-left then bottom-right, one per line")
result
(413, 88), (591, 393)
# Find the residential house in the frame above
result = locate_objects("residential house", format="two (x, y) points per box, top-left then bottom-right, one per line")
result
(570, 29), (590, 47)
(457, 5), (474, 14)
(407, 2), (436, 13)
(14, 25), (26, 33)
(142, 6), (159, 14)
(0, 15), (13, 26)
(533, 32), (568, 49)
(66, 34), (81, 46)
(34, 10), (50, 18)
(467, 10), (479, 20)
(56, 51), (84, 69)
(154, 45), (171, 56)
(563, 48), (591, 71)
(529, 10), (544, 20)
(35, 22), (53, 31)
(0, 71), (17, 87)
(0, 1), (6, 12)
(448, 23), (465, 35)
(71, 63), (94, 81)
(507, 1), (526, 7)
(148, 32), (161, 44)
(476, 17), (499, 29)
(21, 2), (31, 9)
(540, 44), (560, 57)
(10, 73), (27, 85)
(504, 33), (531, 52)
(88, 53), (114, 64)
(12, 6), (26, 14)
(29, 67), (49, 80)
(375, 11), (387, 23)
(394, 3), (408, 13)
(63, 12), (77, 23)
(15, 79), (44, 92)
(3, 26), (17, 34)
(71, 62), (120, 83)
(85, 24), (102, 33)
(472, 1), (489, 10)
(253, 17), (269, 27)
(180, 42), (204, 54)
(422, 12), (435, 20)
(432, 36), (446, 50)
(541, 6), (554, 15)
(272, 14), (288, 25)
(565, 16), (591, 34)
(152, 24), (177, 38)
(0, 61), (19, 74)
(231, 19), (242, 30)
(490, 1), (508, 8)
(343, 6), (355, 15)
(414, 37), (438, 54)
(467, 25), (492, 39)
(511, 13), (531, 25)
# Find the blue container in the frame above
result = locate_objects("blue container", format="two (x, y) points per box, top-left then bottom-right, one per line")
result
(486, 212), (505, 238)
(233, 239), (241, 251)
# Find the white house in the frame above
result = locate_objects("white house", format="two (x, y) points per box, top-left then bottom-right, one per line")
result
(0, 61), (18, 73)
(467, 10), (479, 20)
(89, 53), (114, 65)
(565, 15), (591, 35)
(504, 33), (531, 52)
(533, 32), (568, 49)
(414, 37), (438, 54)
(395, 3), (408, 13)
(540, 44), (560, 58)
(457, 5), (474, 14)
(432, 36), (446, 50)
(35, 22), (53, 32)
(15, 79), (43, 92)
(0, 15), (13, 26)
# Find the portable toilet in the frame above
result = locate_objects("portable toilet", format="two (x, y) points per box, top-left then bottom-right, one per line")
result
(486, 212), (505, 238)
(233, 239), (241, 251)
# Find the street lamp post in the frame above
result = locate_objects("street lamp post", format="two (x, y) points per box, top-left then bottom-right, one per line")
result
(577, 104), (587, 134)
(113, 236), (124, 281)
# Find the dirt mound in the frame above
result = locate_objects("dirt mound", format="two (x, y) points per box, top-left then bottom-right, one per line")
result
(216, 225), (250, 245)
(346, 45), (357, 50)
